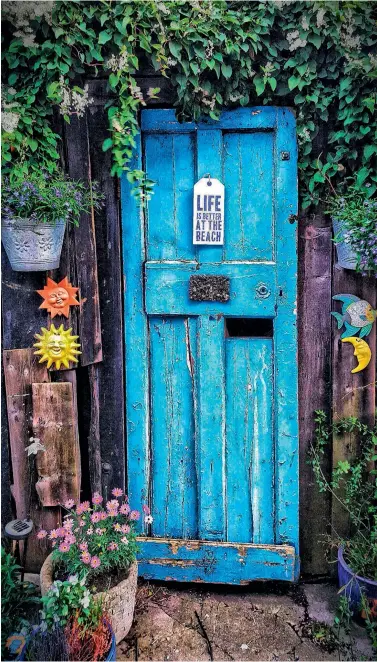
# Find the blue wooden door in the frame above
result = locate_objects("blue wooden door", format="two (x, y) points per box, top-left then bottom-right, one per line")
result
(122, 108), (299, 583)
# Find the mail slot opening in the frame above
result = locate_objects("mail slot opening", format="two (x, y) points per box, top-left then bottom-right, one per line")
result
(225, 318), (273, 338)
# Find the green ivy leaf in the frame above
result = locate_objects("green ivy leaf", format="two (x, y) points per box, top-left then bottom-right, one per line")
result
(98, 30), (112, 44)
(221, 63), (232, 79)
(169, 41), (182, 58)
(364, 145), (377, 160)
(102, 138), (113, 152)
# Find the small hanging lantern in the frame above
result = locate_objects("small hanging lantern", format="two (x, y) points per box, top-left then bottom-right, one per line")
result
(36, 277), (80, 318)
(33, 324), (81, 370)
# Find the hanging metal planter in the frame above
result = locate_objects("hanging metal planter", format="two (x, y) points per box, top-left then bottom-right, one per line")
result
(2, 217), (66, 272)
(332, 218), (358, 271)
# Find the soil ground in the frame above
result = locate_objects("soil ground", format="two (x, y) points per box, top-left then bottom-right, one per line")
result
(115, 580), (375, 662)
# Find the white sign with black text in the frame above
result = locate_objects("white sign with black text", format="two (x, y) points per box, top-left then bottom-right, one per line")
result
(193, 177), (225, 245)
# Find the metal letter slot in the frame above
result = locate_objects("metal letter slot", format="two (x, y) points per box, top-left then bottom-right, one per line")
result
(189, 275), (230, 302)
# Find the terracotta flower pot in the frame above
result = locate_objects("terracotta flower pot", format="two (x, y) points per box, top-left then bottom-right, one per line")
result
(40, 553), (138, 644)
(2, 217), (66, 272)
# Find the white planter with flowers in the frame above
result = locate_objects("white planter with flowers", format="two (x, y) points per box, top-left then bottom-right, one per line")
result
(38, 489), (142, 644)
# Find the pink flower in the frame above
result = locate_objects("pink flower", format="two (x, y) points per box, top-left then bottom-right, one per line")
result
(92, 492), (103, 505)
(106, 500), (119, 512)
(79, 519), (86, 527)
(119, 504), (130, 516)
(64, 499), (75, 509)
(112, 488), (123, 498)
(113, 523), (122, 531)
(51, 541), (57, 548)
(49, 529), (59, 539)
(107, 542), (118, 551)
(107, 509), (117, 518)
(142, 504), (150, 515)
(59, 541), (71, 553)
(37, 529), (47, 539)
(63, 518), (74, 530)
(57, 527), (66, 538)
(99, 511), (108, 521)
(90, 555), (101, 569)
(86, 527), (93, 535)
(79, 542), (88, 551)
(81, 551), (91, 564)
(130, 510), (140, 521)
(121, 524), (130, 534)
(95, 528), (105, 535)
(121, 537), (129, 545)
(76, 501), (91, 515)
(65, 534), (76, 545)
(90, 512), (101, 524)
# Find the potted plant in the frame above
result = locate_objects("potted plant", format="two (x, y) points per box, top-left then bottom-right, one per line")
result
(309, 411), (377, 614)
(325, 182), (377, 275)
(15, 576), (116, 661)
(38, 489), (144, 644)
(1, 172), (103, 272)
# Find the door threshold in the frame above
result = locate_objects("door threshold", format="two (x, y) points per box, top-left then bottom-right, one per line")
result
(136, 537), (299, 584)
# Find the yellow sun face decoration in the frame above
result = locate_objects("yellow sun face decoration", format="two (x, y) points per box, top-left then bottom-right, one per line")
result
(34, 324), (81, 370)
(37, 277), (79, 318)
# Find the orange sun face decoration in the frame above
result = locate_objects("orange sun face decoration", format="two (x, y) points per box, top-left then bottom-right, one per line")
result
(37, 277), (79, 318)
(34, 324), (81, 370)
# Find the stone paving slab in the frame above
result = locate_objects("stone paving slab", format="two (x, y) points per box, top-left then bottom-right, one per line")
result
(117, 581), (374, 662)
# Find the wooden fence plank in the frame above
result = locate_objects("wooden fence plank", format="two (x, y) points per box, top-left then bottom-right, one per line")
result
(87, 102), (126, 494)
(298, 224), (333, 575)
(32, 382), (81, 507)
(331, 262), (376, 541)
(3, 349), (60, 570)
(64, 114), (102, 367)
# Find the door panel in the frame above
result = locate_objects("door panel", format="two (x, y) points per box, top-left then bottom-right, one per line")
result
(223, 132), (274, 261)
(122, 108), (299, 583)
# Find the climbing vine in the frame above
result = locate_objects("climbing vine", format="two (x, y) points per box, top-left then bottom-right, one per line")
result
(2, 0), (377, 208)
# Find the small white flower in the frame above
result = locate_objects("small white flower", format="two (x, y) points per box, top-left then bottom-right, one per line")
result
(121, 536), (129, 545)
(145, 515), (154, 524)
(80, 595), (90, 609)
(68, 574), (78, 585)
(25, 438), (45, 456)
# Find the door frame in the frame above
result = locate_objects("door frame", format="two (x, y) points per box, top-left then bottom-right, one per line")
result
(121, 107), (299, 583)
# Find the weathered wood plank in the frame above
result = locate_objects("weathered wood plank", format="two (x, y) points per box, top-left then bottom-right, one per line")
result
(149, 317), (197, 538)
(298, 224), (333, 575)
(87, 101), (126, 493)
(1, 372), (12, 532)
(225, 339), (274, 544)
(64, 114), (102, 366)
(137, 538), (297, 583)
(121, 136), (149, 531)
(196, 315), (225, 541)
(32, 382), (81, 507)
(3, 349), (60, 571)
(331, 262), (376, 541)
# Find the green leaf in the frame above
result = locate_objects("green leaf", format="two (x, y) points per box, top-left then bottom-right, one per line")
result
(356, 167), (369, 186)
(307, 34), (321, 49)
(364, 145), (377, 160)
(169, 41), (182, 58)
(8, 73), (18, 85)
(221, 63), (232, 79)
(98, 30), (112, 44)
(102, 138), (113, 152)
(288, 75), (299, 91)
(269, 77), (277, 91)
(254, 75), (265, 96)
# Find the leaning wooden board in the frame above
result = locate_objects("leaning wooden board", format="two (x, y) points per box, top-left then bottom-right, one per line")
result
(32, 382), (81, 507)
(3, 349), (60, 570)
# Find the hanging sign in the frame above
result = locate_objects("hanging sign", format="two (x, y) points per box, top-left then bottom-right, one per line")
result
(193, 176), (225, 245)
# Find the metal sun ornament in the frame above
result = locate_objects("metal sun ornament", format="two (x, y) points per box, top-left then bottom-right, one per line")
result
(36, 277), (80, 318)
(33, 324), (81, 370)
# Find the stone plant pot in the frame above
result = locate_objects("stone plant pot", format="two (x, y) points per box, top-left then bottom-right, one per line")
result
(332, 218), (358, 271)
(1, 217), (66, 272)
(40, 553), (138, 645)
